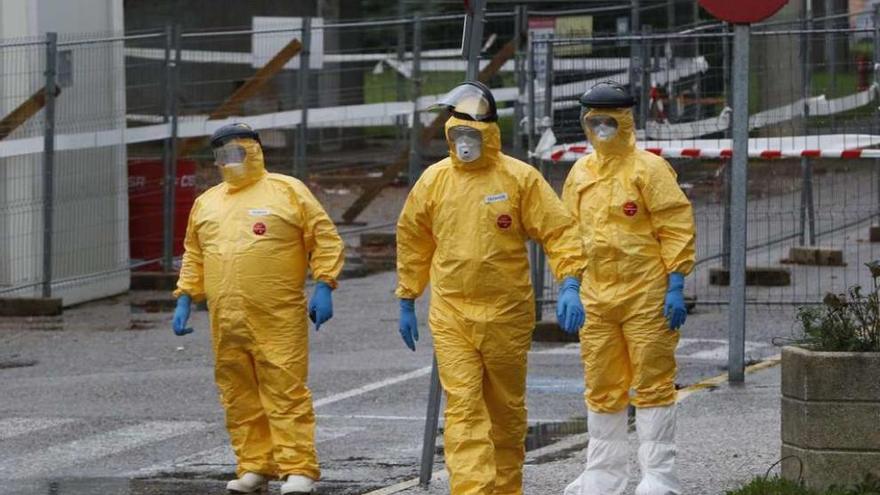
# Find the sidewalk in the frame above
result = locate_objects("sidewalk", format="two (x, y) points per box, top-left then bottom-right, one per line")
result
(385, 361), (782, 495)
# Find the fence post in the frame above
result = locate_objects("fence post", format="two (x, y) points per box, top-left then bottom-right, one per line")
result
(722, 22), (731, 270)
(513, 6), (527, 156)
(824, 0), (836, 129)
(161, 24), (175, 272)
(728, 24), (750, 384)
(639, 25), (651, 129)
(692, 1), (701, 120)
(527, 39), (542, 321)
(532, 39), (554, 322)
(418, 355), (442, 487)
(165, 25), (182, 272)
(874, 5), (880, 219)
(799, 1), (816, 246)
(408, 15), (422, 186)
(41, 32), (58, 298)
(295, 17), (312, 180)
(630, 0), (640, 108)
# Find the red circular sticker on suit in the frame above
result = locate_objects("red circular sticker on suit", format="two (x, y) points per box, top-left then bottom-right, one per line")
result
(496, 214), (513, 230)
(252, 222), (267, 235)
(623, 201), (638, 217)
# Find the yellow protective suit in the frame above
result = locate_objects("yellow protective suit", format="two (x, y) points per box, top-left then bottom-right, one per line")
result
(562, 108), (695, 414)
(396, 116), (587, 495)
(174, 138), (344, 480)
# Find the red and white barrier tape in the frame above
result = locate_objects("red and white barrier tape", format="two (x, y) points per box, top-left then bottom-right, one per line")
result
(548, 145), (880, 162)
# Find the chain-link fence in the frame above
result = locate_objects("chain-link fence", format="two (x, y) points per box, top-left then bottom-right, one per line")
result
(3, 7), (880, 309)
(532, 13), (880, 309)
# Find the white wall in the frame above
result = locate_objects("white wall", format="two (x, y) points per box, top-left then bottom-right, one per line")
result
(0, 0), (129, 305)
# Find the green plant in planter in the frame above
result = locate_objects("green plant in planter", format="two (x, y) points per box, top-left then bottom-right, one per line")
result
(796, 262), (880, 352)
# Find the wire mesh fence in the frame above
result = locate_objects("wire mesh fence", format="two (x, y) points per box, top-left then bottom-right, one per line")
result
(534, 20), (880, 308)
(3, 9), (880, 308)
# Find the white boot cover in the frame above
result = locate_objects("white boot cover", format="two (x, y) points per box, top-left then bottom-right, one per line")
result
(564, 409), (630, 495)
(635, 405), (682, 495)
(226, 472), (268, 493)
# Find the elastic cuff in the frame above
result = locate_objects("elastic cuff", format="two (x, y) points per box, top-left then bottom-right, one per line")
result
(315, 277), (338, 290)
(400, 298), (415, 311)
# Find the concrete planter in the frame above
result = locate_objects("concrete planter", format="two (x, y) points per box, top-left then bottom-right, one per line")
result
(781, 346), (880, 490)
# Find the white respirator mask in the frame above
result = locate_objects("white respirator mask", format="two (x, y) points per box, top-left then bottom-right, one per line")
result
(582, 114), (619, 142)
(449, 126), (483, 163)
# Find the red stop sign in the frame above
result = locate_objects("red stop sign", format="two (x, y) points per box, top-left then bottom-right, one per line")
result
(698, 0), (789, 24)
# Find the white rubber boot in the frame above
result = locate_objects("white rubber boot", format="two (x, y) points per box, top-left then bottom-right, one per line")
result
(564, 409), (630, 495)
(634, 405), (682, 495)
(280, 474), (316, 494)
(226, 472), (268, 493)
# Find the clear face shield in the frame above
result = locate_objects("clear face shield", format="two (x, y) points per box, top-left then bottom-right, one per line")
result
(447, 125), (483, 162)
(431, 83), (497, 122)
(581, 112), (620, 142)
(213, 142), (248, 175)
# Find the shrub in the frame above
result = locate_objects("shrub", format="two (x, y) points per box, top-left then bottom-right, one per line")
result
(796, 262), (880, 352)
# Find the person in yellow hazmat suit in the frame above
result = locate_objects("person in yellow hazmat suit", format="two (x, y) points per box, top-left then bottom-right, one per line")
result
(562, 82), (696, 495)
(396, 81), (588, 495)
(171, 123), (344, 495)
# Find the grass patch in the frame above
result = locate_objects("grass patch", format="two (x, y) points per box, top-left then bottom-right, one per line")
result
(726, 476), (880, 495)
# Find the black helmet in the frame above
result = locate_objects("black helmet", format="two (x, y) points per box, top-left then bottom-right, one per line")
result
(210, 122), (261, 148)
(431, 81), (498, 122)
(579, 81), (635, 110)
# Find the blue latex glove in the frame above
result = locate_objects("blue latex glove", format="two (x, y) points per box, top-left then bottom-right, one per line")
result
(556, 276), (585, 334)
(399, 299), (419, 351)
(308, 281), (334, 331)
(664, 272), (687, 330)
(172, 294), (193, 336)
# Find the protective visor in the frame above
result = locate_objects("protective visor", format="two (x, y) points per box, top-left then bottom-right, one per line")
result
(213, 143), (247, 166)
(431, 83), (497, 122)
(581, 113), (619, 134)
(447, 125), (482, 143)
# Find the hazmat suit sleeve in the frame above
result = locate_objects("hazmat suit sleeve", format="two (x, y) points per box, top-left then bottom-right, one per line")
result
(173, 198), (206, 301)
(293, 181), (345, 289)
(521, 168), (586, 281)
(641, 158), (696, 275)
(395, 179), (435, 300)
(561, 160), (584, 219)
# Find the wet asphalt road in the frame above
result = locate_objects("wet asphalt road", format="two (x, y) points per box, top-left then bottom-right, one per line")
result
(0, 270), (792, 495)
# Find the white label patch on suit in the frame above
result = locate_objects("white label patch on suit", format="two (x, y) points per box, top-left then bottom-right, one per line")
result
(484, 193), (509, 204)
(248, 208), (271, 216)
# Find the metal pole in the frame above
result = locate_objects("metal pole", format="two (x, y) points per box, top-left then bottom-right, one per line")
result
(874, 5), (880, 218)
(166, 25), (181, 273)
(418, 356), (442, 487)
(824, 0), (836, 111)
(464, 0), (485, 81)
(639, 25), (652, 129)
(408, 15), (423, 186)
(295, 17), (312, 179)
(527, 39), (541, 321)
(728, 24), (750, 384)
(666, 0), (676, 120)
(800, 0), (816, 246)
(161, 24), (174, 272)
(692, 1), (701, 120)
(630, 0), (641, 109)
(533, 39), (553, 322)
(396, 0), (407, 145)
(722, 22), (731, 270)
(513, 6), (527, 156)
(41, 32), (58, 298)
